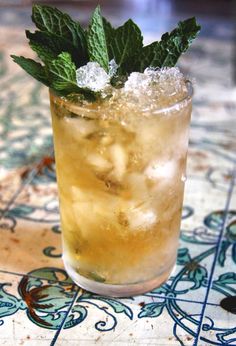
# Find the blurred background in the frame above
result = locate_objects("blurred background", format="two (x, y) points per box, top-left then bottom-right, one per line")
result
(0, 0), (235, 170)
(0, 0), (235, 34)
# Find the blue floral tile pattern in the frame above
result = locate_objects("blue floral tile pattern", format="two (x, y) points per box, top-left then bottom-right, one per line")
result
(0, 7), (236, 346)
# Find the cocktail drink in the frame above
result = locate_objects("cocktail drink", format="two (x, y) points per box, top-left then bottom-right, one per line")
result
(50, 69), (192, 296)
(12, 4), (199, 296)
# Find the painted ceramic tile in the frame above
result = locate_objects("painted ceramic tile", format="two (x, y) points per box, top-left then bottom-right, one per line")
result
(0, 5), (236, 346)
(56, 294), (203, 345)
(0, 271), (76, 345)
(196, 198), (236, 345)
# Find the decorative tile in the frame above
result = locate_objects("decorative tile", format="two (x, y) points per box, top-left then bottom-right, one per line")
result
(56, 295), (203, 345)
(198, 304), (236, 346)
(0, 271), (76, 345)
(0, 4), (235, 346)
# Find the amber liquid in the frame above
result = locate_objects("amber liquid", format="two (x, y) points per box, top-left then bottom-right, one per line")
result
(50, 92), (191, 290)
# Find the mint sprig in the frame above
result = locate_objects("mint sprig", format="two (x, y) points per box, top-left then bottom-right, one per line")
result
(11, 5), (201, 99)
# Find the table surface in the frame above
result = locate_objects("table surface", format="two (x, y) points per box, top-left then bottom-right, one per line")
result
(0, 3), (236, 346)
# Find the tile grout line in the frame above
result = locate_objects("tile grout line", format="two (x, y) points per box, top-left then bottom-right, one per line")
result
(193, 164), (236, 346)
(50, 287), (80, 346)
(0, 168), (37, 220)
(0, 150), (54, 221)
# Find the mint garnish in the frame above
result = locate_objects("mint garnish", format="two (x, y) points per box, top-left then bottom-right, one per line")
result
(135, 17), (201, 72)
(11, 5), (201, 99)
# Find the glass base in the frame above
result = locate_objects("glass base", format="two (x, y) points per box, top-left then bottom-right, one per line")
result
(63, 257), (176, 297)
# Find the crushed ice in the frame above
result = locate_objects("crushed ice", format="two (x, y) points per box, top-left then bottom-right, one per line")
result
(76, 64), (187, 107)
(76, 60), (119, 92)
(124, 67), (186, 98)
(76, 62), (110, 92)
(108, 59), (118, 77)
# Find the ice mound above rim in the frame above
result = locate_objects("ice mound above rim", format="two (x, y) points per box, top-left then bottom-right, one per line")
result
(120, 67), (189, 111)
(71, 65), (189, 115)
(124, 67), (187, 98)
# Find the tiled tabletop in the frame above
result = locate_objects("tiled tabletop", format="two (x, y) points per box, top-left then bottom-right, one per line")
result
(0, 6), (236, 346)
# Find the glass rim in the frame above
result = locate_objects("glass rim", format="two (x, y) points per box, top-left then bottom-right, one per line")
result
(50, 80), (193, 116)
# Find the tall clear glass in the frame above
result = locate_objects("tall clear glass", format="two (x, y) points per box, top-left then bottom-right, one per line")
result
(50, 83), (192, 297)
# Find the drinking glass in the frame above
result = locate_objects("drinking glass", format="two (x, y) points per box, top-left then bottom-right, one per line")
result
(50, 82), (192, 297)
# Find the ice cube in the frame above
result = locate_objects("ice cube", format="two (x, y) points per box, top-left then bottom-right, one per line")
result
(109, 143), (128, 181)
(76, 62), (110, 92)
(63, 117), (97, 138)
(86, 153), (112, 173)
(145, 160), (178, 180)
(125, 203), (157, 230)
(124, 72), (150, 96)
(130, 209), (157, 229)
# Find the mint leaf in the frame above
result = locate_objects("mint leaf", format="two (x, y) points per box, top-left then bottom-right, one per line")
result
(134, 42), (159, 72)
(160, 17), (201, 66)
(102, 16), (115, 48)
(26, 30), (82, 67)
(32, 4), (87, 64)
(47, 52), (96, 99)
(87, 6), (110, 71)
(109, 19), (143, 74)
(135, 17), (201, 72)
(48, 52), (79, 93)
(10, 55), (49, 86)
